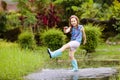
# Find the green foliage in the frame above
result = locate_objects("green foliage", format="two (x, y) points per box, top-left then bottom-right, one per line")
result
(113, 19), (120, 33)
(0, 12), (7, 32)
(18, 31), (36, 49)
(109, 0), (120, 18)
(82, 24), (102, 53)
(108, 0), (120, 32)
(96, 0), (120, 21)
(24, 11), (37, 26)
(13, 0), (61, 31)
(41, 28), (66, 50)
(13, 0), (37, 27)
(54, 0), (85, 20)
(71, 6), (79, 11)
(6, 11), (21, 29)
(76, 0), (102, 19)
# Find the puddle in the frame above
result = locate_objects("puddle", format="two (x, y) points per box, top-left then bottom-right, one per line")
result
(24, 67), (118, 80)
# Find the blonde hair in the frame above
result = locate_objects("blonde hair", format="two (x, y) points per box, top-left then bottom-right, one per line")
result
(69, 15), (79, 27)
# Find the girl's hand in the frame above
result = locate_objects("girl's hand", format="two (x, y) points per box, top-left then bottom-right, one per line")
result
(63, 26), (70, 33)
(64, 26), (68, 30)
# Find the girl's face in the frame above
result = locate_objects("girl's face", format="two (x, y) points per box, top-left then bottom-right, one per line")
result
(70, 17), (78, 27)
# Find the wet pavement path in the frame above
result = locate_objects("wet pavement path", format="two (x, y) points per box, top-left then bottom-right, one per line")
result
(24, 67), (117, 80)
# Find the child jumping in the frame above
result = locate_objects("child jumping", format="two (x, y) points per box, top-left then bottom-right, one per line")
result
(47, 15), (86, 72)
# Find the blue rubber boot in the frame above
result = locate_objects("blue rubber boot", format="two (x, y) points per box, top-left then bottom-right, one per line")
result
(47, 48), (62, 58)
(71, 59), (78, 72)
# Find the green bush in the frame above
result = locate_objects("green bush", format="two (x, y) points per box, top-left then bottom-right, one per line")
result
(0, 12), (7, 33)
(18, 31), (36, 49)
(82, 24), (102, 53)
(41, 28), (66, 50)
(6, 11), (21, 29)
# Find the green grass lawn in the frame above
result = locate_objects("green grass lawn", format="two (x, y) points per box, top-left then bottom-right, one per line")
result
(0, 40), (120, 80)
(0, 40), (47, 80)
(92, 44), (120, 60)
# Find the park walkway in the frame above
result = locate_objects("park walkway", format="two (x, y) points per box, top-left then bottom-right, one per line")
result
(24, 67), (117, 80)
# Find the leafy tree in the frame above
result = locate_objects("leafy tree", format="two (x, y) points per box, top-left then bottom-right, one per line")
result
(107, 0), (120, 32)
(54, 0), (85, 20)
(93, 0), (113, 6)
(14, 0), (62, 33)
(76, 0), (102, 19)
(36, 3), (61, 28)
(109, 0), (120, 18)
(13, 0), (38, 31)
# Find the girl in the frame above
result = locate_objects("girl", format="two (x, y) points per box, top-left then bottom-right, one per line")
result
(47, 15), (86, 72)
